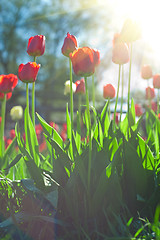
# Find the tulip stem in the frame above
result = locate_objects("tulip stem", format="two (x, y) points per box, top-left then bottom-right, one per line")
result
(0, 94), (6, 158)
(127, 43), (133, 126)
(113, 64), (121, 129)
(78, 94), (81, 136)
(92, 74), (95, 108)
(26, 83), (29, 116)
(84, 77), (92, 190)
(120, 65), (124, 122)
(69, 59), (74, 130)
(32, 56), (36, 126)
(158, 89), (159, 116)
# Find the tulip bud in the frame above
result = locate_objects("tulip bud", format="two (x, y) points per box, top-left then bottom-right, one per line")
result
(135, 104), (143, 117)
(27, 35), (45, 57)
(64, 80), (76, 95)
(141, 65), (152, 79)
(10, 106), (23, 121)
(18, 62), (40, 83)
(120, 18), (141, 43)
(70, 47), (95, 77)
(103, 84), (116, 99)
(146, 87), (155, 100)
(61, 32), (78, 57)
(112, 42), (129, 65)
(75, 78), (85, 94)
(153, 74), (160, 89)
(0, 74), (18, 93)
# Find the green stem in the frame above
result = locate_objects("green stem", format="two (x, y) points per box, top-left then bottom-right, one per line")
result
(127, 43), (133, 124)
(108, 98), (111, 120)
(26, 83), (29, 116)
(157, 89), (159, 116)
(0, 94), (6, 158)
(120, 65), (124, 122)
(92, 74), (95, 108)
(32, 56), (36, 126)
(84, 77), (92, 190)
(113, 64), (121, 129)
(78, 94), (82, 136)
(147, 80), (151, 109)
(69, 58), (74, 135)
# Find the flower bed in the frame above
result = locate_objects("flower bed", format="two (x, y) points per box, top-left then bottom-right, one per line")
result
(0, 19), (160, 240)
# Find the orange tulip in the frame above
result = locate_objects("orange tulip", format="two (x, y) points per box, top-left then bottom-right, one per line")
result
(70, 47), (95, 77)
(153, 74), (160, 89)
(141, 65), (152, 79)
(103, 84), (115, 99)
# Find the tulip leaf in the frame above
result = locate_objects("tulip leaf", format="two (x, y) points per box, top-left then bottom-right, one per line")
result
(3, 153), (22, 170)
(24, 108), (40, 166)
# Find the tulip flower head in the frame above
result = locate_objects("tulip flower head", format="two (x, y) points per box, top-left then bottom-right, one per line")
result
(103, 84), (116, 99)
(70, 47), (95, 77)
(92, 48), (100, 67)
(112, 42), (129, 65)
(0, 74), (18, 93)
(141, 65), (152, 80)
(75, 78), (85, 94)
(10, 106), (23, 121)
(10, 129), (16, 139)
(61, 32), (78, 57)
(18, 62), (40, 83)
(146, 87), (155, 100)
(120, 18), (141, 43)
(64, 80), (76, 95)
(112, 33), (121, 47)
(153, 74), (160, 89)
(27, 35), (45, 57)
(0, 92), (12, 101)
(135, 104), (143, 117)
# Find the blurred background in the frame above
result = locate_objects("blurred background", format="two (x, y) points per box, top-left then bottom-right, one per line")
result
(0, 0), (159, 128)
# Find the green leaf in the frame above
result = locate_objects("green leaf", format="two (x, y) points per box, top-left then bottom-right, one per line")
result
(3, 153), (22, 170)
(24, 108), (40, 166)
(36, 112), (63, 148)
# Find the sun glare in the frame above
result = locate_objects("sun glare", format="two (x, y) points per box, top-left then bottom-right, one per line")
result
(100, 0), (160, 65)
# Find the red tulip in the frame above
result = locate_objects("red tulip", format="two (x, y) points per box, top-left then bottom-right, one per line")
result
(75, 78), (85, 94)
(92, 48), (100, 67)
(49, 122), (59, 132)
(0, 92), (12, 101)
(151, 101), (157, 112)
(153, 74), (160, 89)
(103, 84), (115, 99)
(27, 35), (45, 57)
(112, 42), (129, 65)
(135, 104), (143, 117)
(120, 18), (141, 43)
(0, 74), (18, 93)
(61, 32), (78, 57)
(146, 87), (155, 99)
(141, 65), (152, 80)
(0, 117), (1, 125)
(70, 47), (95, 77)
(10, 129), (16, 139)
(18, 62), (40, 83)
